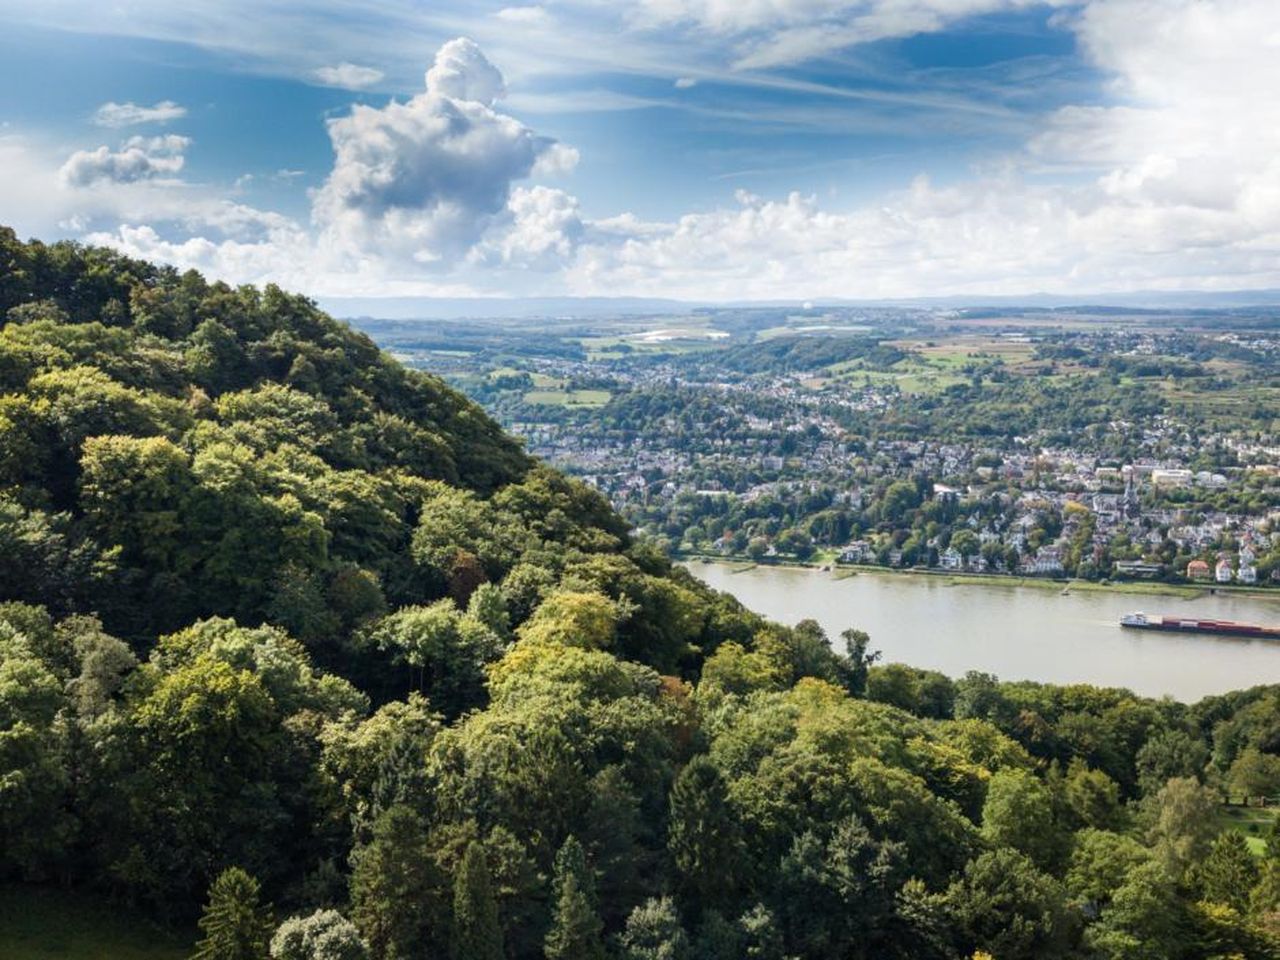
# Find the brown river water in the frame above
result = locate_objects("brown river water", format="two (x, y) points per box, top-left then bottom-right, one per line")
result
(685, 562), (1280, 702)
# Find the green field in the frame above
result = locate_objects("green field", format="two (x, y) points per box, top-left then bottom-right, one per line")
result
(523, 388), (611, 407)
(0, 886), (191, 960)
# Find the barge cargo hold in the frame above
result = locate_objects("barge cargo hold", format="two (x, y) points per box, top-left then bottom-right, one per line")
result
(1120, 612), (1280, 640)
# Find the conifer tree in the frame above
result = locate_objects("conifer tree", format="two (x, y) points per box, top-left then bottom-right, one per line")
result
(453, 841), (504, 960)
(1200, 830), (1259, 912)
(667, 757), (742, 913)
(349, 805), (441, 960)
(545, 836), (605, 960)
(192, 867), (274, 960)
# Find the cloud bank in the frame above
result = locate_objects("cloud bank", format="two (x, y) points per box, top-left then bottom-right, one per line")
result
(40, 3), (1280, 300)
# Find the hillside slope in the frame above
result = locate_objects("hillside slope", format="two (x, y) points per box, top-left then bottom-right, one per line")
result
(2, 228), (1279, 960)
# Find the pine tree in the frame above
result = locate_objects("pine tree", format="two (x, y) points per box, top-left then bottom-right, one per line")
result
(453, 841), (504, 960)
(1200, 830), (1259, 912)
(349, 805), (442, 960)
(192, 867), (273, 960)
(737, 904), (784, 960)
(544, 836), (605, 960)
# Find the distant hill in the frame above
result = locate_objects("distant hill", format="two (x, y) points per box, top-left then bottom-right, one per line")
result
(321, 289), (1280, 321)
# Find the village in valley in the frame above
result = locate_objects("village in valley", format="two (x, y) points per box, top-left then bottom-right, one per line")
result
(359, 306), (1280, 588)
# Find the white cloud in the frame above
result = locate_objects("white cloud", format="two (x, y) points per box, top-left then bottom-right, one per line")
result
(674, 76), (698, 88)
(532, 142), (580, 177)
(93, 100), (187, 127)
(480, 185), (584, 267)
(634, 0), (1075, 67)
(59, 135), (190, 187)
(312, 62), (385, 89)
(544, 0), (1280, 297)
(312, 37), (574, 268)
(424, 37), (507, 105)
(45, 2), (1280, 301)
(495, 6), (550, 25)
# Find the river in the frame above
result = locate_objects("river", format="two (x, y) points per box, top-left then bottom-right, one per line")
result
(684, 562), (1280, 701)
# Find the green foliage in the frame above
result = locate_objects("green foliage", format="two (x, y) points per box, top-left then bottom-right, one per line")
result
(1229, 747), (1280, 799)
(947, 848), (1075, 960)
(270, 910), (367, 960)
(1065, 829), (1150, 905)
(0, 231), (538, 640)
(619, 898), (689, 960)
(667, 756), (744, 914)
(1200, 831), (1259, 912)
(1084, 861), (1187, 960)
(452, 842), (503, 960)
(349, 806), (442, 960)
(192, 868), (274, 960)
(981, 768), (1064, 871)
(7, 230), (1280, 960)
(1064, 759), (1122, 830)
(545, 836), (604, 960)
(1148, 776), (1221, 879)
(776, 815), (903, 959)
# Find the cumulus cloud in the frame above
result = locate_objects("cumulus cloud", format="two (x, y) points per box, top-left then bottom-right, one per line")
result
(60, 135), (190, 187)
(93, 100), (187, 127)
(424, 37), (507, 105)
(480, 185), (584, 268)
(86, 217), (316, 290)
(541, 0), (1280, 297)
(312, 37), (574, 267)
(312, 62), (385, 89)
(532, 142), (580, 177)
(56, 2), (1280, 301)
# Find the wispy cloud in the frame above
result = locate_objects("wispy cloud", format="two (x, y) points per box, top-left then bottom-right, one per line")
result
(93, 100), (186, 127)
(312, 62), (385, 89)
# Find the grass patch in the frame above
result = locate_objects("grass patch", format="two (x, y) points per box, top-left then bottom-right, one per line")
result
(1215, 806), (1278, 857)
(0, 885), (191, 960)
(522, 389), (611, 407)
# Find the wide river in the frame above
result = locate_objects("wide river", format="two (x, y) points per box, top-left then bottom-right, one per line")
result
(685, 562), (1280, 701)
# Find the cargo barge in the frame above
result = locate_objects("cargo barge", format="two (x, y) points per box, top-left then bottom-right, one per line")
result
(1120, 612), (1280, 640)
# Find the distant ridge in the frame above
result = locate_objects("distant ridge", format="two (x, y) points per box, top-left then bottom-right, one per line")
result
(320, 295), (709, 320)
(322, 289), (1280, 320)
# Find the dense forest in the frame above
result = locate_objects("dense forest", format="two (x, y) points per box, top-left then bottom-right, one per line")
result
(4, 227), (1280, 960)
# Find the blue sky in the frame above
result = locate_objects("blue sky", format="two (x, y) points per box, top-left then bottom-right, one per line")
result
(0, 1), (1275, 300)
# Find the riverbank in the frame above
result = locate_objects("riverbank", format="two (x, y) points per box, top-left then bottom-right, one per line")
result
(677, 552), (1280, 603)
(685, 560), (1280, 700)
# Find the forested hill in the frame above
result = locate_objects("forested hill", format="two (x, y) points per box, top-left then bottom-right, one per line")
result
(0, 226), (661, 644)
(4, 227), (1280, 960)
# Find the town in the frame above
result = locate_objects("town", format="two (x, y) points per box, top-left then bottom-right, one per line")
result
(359, 306), (1280, 588)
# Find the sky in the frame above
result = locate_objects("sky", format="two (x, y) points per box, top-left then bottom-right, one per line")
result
(0, 0), (1277, 301)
